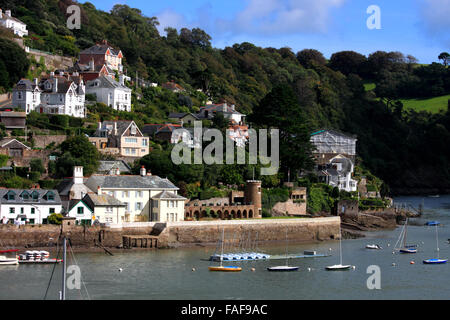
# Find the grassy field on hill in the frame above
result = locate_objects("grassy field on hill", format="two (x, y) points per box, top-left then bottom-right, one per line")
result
(400, 94), (450, 113)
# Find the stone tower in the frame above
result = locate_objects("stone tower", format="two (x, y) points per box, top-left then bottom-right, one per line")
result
(244, 180), (262, 218)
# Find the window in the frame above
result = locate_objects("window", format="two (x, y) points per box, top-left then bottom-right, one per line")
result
(20, 208), (24, 214)
(135, 191), (143, 198)
(125, 138), (138, 144)
(49, 208), (55, 214)
(124, 202), (129, 211)
(17, 92), (23, 100)
(152, 201), (158, 208)
(106, 207), (113, 213)
(9, 208), (15, 214)
(46, 192), (55, 201)
(21, 191), (29, 200)
(142, 139), (148, 147)
(122, 191), (129, 198)
(31, 208), (35, 214)
(31, 191), (39, 201)
(135, 202), (143, 211)
(7, 192), (15, 201)
(77, 207), (84, 215)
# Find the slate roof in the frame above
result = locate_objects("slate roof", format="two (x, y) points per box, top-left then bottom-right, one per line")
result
(13, 79), (39, 92)
(93, 121), (139, 138)
(56, 178), (91, 198)
(86, 75), (131, 91)
(0, 138), (31, 150)
(80, 42), (121, 56)
(83, 193), (126, 207)
(152, 191), (186, 200)
(97, 161), (131, 174)
(85, 175), (179, 191)
(142, 123), (182, 136)
(0, 189), (62, 205)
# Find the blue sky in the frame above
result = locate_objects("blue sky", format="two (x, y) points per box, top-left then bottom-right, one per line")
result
(84, 0), (450, 64)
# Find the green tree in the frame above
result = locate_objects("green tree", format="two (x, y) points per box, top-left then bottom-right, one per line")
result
(0, 39), (30, 89)
(248, 85), (315, 177)
(55, 135), (100, 178)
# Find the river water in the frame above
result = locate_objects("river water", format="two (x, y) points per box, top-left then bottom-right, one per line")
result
(1, 195), (450, 300)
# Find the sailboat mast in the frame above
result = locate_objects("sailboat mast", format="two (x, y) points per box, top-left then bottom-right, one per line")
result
(339, 227), (343, 265)
(61, 236), (67, 301)
(403, 218), (408, 247)
(436, 224), (440, 259)
(285, 229), (289, 266)
(220, 228), (225, 267)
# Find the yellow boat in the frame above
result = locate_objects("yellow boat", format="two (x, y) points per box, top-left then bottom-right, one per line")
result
(208, 229), (242, 272)
(208, 266), (242, 272)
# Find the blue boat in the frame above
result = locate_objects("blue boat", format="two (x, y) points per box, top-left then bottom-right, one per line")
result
(400, 248), (417, 254)
(425, 221), (441, 226)
(423, 224), (447, 265)
(423, 259), (448, 264)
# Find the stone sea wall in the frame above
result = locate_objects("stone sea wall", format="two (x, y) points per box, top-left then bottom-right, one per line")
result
(0, 218), (341, 249)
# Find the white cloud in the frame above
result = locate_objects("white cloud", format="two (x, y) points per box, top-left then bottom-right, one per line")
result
(156, 9), (188, 35)
(216, 0), (346, 36)
(420, 0), (450, 44)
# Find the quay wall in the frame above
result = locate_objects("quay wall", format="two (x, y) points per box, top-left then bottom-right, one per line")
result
(0, 218), (341, 249)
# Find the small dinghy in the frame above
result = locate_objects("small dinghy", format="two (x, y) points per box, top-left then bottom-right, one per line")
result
(366, 244), (382, 250)
(326, 264), (352, 271)
(425, 221), (440, 226)
(208, 266), (242, 272)
(423, 259), (447, 265)
(267, 266), (299, 272)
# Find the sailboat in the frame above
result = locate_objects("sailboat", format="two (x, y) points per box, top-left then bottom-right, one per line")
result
(394, 218), (417, 254)
(326, 225), (353, 271)
(423, 224), (447, 264)
(209, 229), (242, 272)
(267, 229), (299, 272)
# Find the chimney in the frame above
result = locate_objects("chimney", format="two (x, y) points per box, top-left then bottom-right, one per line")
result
(89, 58), (94, 71)
(140, 166), (146, 177)
(74, 166), (84, 185)
(116, 167), (120, 176)
(97, 186), (102, 195)
(53, 77), (58, 93)
(5, 10), (11, 17)
(147, 170), (152, 176)
(114, 122), (117, 136)
(119, 74), (124, 85)
(34, 78), (38, 86)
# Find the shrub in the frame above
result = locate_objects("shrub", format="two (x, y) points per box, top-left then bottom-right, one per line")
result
(47, 213), (63, 225)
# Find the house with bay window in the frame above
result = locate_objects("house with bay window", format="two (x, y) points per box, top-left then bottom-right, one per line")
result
(86, 75), (132, 112)
(89, 120), (149, 158)
(0, 189), (62, 224)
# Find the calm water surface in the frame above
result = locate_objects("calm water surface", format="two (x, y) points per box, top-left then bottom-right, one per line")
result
(1, 195), (450, 300)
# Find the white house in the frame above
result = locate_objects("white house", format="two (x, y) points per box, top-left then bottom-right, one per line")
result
(12, 73), (86, 118)
(197, 103), (246, 125)
(0, 189), (63, 224)
(38, 73), (86, 118)
(0, 9), (28, 37)
(86, 75), (132, 112)
(12, 79), (41, 114)
(84, 166), (186, 223)
(66, 199), (93, 226)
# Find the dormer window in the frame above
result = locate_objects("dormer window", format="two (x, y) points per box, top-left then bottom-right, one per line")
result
(20, 191), (30, 200)
(6, 191), (16, 201)
(45, 191), (55, 201)
(31, 191), (39, 201)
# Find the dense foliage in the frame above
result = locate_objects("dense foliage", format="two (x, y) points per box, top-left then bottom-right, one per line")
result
(1, 0), (449, 194)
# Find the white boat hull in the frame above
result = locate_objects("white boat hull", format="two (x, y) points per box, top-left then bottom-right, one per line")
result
(0, 259), (19, 265)
(326, 264), (352, 271)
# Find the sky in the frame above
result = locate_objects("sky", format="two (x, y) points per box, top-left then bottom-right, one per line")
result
(84, 0), (450, 64)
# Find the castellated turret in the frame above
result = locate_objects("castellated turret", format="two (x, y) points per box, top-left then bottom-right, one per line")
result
(244, 180), (262, 218)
